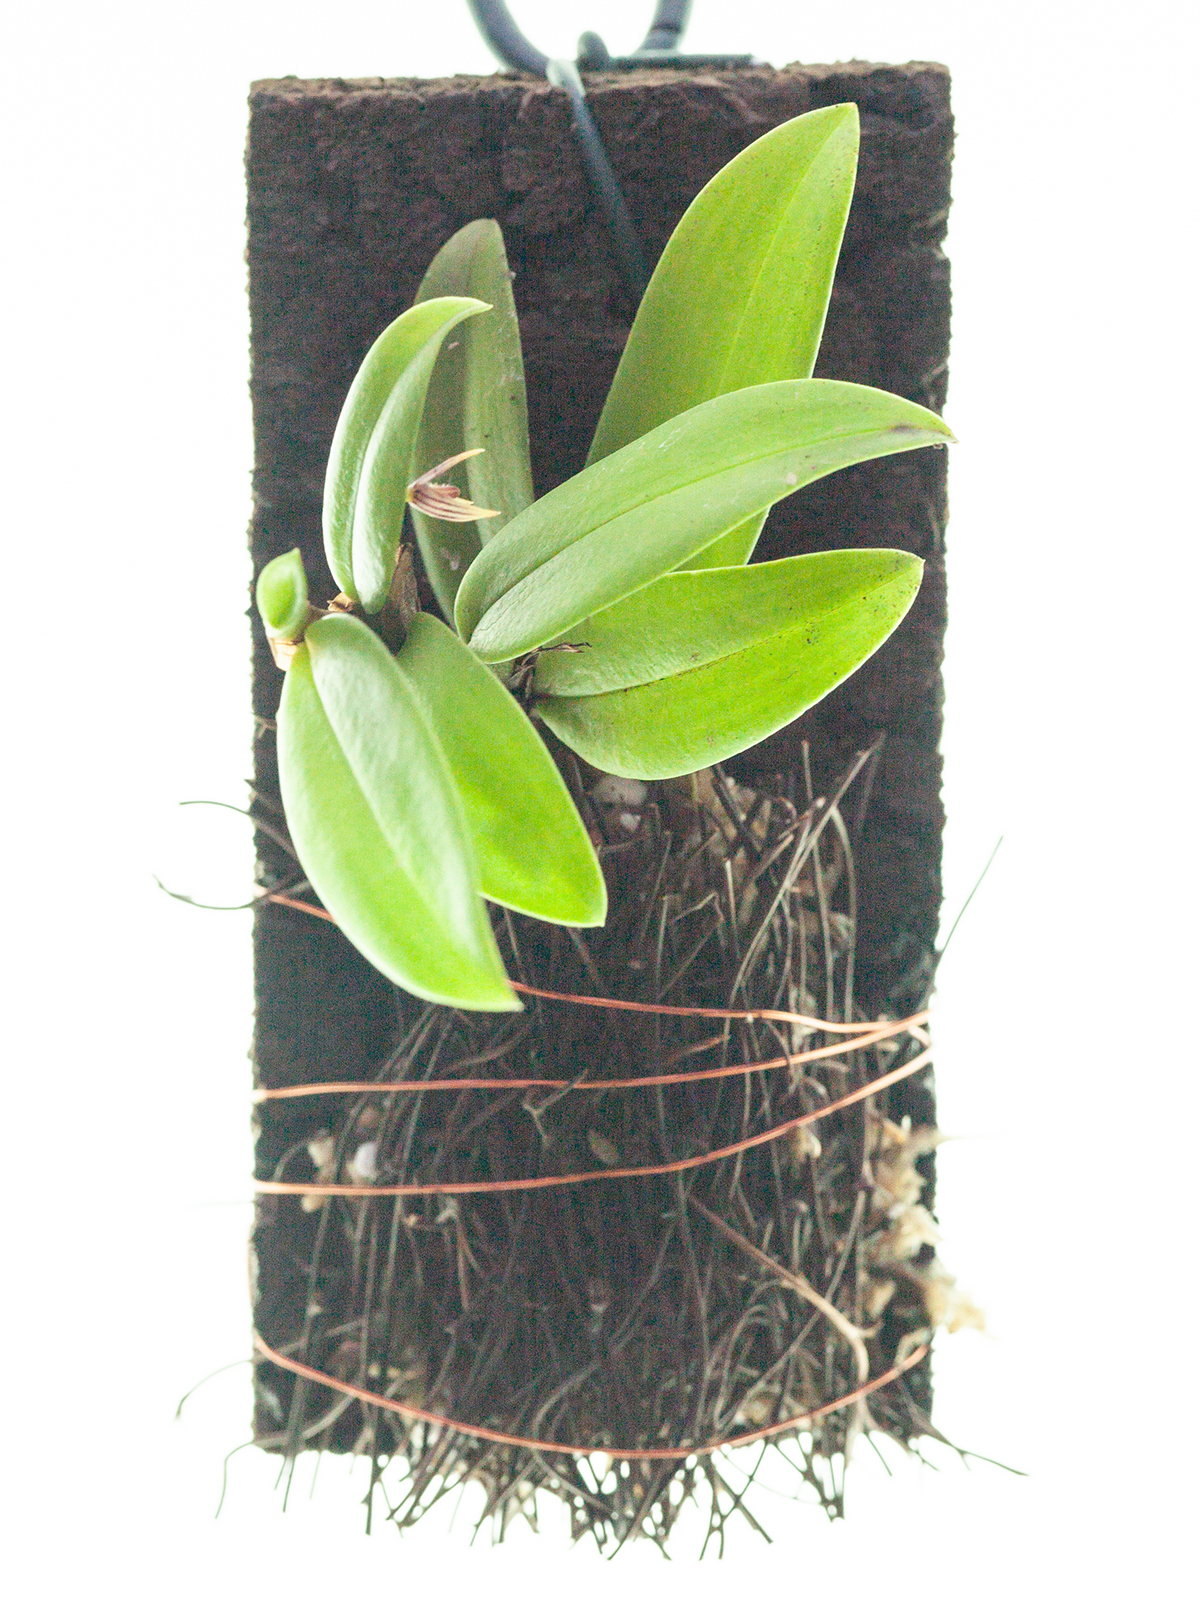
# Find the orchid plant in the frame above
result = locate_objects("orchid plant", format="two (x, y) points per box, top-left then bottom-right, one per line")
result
(255, 103), (953, 1013)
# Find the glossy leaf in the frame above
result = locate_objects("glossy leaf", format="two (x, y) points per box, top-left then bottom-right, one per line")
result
(393, 613), (605, 926)
(676, 508), (770, 573)
(535, 549), (923, 779)
(588, 105), (858, 456)
(322, 296), (490, 613)
(456, 379), (952, 662)
(277, 613), (518, 1011)
(412, 221), (534, 621)
(256, 549), (309, 638)
(591, 106), (859, 573)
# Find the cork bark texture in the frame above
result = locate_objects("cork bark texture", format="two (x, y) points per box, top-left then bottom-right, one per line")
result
(247, 61), (952, 1188)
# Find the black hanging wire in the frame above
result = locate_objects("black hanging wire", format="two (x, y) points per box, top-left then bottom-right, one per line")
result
(466, 0), (550, 75)
(465, 2), (754, 303)
(545, 57), (650, 298)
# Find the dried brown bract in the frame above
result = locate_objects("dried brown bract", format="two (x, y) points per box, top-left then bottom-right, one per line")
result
(406, 449), (500, 522)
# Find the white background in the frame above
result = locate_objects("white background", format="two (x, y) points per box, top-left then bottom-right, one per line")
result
(3, 1), (1196, 1592)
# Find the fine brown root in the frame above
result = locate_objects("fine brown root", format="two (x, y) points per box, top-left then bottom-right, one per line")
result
(251, 750), (962, 1552)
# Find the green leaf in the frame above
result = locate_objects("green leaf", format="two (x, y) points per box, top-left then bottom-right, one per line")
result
(277, 613), (518, 1011)
(590, 106), (859, 573)
(534, 549), (923, 779)
(393, 613), (605, 926)
(256, 549), (309, 638)
(455, 379), (952, 662)
(412, 221), (534, 622)
(675, 508), (769, 573)
(587, 103), (859, 467)
(322, 296), (491, 613)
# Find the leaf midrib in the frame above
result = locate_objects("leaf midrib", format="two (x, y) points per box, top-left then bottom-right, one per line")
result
(484, 403), (913, 600)
(711, 136), (828, 398)
(540, 577), (904, 700)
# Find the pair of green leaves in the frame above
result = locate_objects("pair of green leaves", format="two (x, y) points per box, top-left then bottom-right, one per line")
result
(322, 294), (490, 614)
(321, 218), (536, 628)
(259, 552), (606, 1010)
(455, 379), (945, 660)
(453, 377), (938, 776)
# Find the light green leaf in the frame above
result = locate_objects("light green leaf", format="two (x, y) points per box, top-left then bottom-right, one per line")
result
(412, 221), (534, 621)
(277, 613), (518, 1011)
(256, 549), (309, 638)
(675, 508), (770, 572)
(588, 103), (859, 470)
(592, 106), (858, 573)
(393, 613), (605, 926)
(534, 549), (923, 779)
(455, 379), (952, 662)
(322, 296), (490, 612)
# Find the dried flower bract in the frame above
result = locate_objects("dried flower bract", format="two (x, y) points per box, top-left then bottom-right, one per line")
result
(406, 449), (500, 522)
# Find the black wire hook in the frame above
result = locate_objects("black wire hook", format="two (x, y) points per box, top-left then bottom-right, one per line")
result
(546, 54), (649, 297)
(467, 2), (716, 75)
(465, 2), (753, 303)
(465, 0), (552, 75)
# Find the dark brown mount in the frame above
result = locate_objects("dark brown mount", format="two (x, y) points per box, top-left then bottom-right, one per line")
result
(247, 62), (952, 1447)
